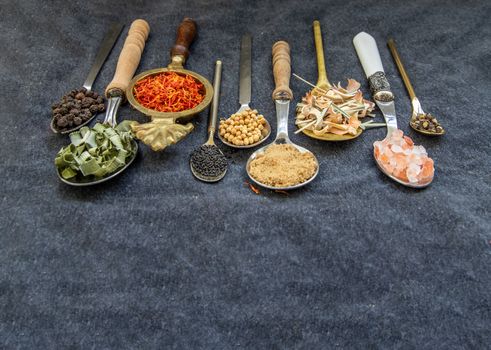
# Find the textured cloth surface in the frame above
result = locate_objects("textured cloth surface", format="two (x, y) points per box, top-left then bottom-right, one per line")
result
(1, 0), (490, 349)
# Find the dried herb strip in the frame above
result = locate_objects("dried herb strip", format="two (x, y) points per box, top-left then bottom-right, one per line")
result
(55, 121), (136, 179)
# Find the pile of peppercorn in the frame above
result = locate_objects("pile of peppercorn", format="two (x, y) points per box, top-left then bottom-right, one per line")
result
(51, 88), (105, 132)
(411, 113), (444, 134)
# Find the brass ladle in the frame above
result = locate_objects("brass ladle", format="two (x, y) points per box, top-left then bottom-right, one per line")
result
(298, 20), (363, 141)
(127, 18), (214, 151)
(388, 39), (445, 136)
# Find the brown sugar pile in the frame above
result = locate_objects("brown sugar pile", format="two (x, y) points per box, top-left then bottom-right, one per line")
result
(249, 144), (317, 187)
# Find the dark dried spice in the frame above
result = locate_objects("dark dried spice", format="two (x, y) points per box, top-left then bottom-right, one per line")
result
(190, 145), (228, 178)
(411, 113), (443, 134)
(89, 105), (99, 114)
(57, 117), (68, 127)
(52, 87), (105, 131)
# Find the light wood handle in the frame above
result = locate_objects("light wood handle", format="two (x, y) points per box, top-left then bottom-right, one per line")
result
(272, 41), (293, 100)
(105, 19), (150, 97)
(170, 18), (197, 61)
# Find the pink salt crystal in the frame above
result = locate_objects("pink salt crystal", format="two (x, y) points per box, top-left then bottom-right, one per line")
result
(391, 144), (403, 153)
(374, 130), (434, 184)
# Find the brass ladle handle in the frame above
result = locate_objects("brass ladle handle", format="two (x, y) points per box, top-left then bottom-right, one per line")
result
(313, 20), (330, 87)
(387, 39), (417, 100)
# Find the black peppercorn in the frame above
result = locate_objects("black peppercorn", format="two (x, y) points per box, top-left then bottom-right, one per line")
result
(52, 87), (106, 131)
(89, 105), (99, 114)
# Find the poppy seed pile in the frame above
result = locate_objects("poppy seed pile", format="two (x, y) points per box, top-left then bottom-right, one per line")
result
(190, 145), (227, 178)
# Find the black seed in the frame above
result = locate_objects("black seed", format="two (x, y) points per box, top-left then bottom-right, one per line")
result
(190, 145), (228, 178)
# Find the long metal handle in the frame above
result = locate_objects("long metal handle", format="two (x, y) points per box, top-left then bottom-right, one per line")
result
(207, 60), (222, 143)
(275, 100), (290, 141)
(82, 23), (124, 91)
(313, 20), (329, 87)
(388, 39), (417, 100)
(238, 34), (252, 107)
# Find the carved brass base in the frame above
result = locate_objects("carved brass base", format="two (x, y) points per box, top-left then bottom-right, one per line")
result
(131, 119), (194, 151)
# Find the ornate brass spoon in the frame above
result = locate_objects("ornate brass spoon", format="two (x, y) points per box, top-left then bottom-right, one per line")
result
(190, 60), (228, 182)
(388, 39), (445, 136)
(127, 18), (214, 151)
(246, 42), (319, 191)
(298, 20), (363, 141)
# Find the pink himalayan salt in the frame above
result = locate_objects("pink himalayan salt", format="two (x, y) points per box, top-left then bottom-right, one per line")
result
(373, 129), (434, 184)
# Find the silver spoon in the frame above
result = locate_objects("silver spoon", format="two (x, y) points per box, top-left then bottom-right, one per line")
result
(58, 19), (150, 186)
(190, 60), (228, 182)
(353, 32), (433, 188)
(218, 34), (271, 148)
(246, 41), (319, 190)
(51, 23), (124, 134)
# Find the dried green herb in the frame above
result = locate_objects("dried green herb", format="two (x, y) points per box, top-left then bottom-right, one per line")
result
(55, 121), (136, 180)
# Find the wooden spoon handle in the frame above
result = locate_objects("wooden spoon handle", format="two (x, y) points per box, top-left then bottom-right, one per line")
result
(105, 19), (150, 97)
(272, 41), (293, 100)
(170, 18), (197, 60)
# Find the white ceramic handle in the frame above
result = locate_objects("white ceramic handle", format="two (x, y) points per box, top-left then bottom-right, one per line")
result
(353, 32), (384, 78)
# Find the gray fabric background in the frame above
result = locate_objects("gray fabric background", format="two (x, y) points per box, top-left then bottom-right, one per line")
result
(1, 0), (490, 349)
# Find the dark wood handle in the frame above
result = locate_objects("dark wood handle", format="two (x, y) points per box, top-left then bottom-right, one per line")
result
(170, 18), (197, 60)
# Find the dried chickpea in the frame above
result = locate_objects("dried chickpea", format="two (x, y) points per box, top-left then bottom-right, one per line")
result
(220, 108), (269, 146)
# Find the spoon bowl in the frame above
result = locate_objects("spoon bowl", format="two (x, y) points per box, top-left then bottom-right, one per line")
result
(190, 145), (228, 182)
(58, 140), (138, 186)
(409, 100), (445, 136)
(218, 119), (271, 149)
(50, 104), (101, 135)
(374, 155), (431, 188)
(246, 139), (319, 191)
(301, 127), (362, 141)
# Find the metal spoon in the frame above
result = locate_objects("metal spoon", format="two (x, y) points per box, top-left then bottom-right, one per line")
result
(297, 20), (363, 142)
(246, 41), (319, 190)
(218, 34), (271, 148)
(51, 23), (124, 134)
(190, 60), (228, 182)
(58, 19), (150, 186)
(387, 39), (445, 136)
(353, 32), (433, 188)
